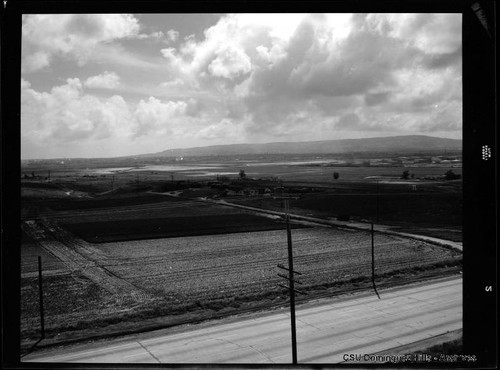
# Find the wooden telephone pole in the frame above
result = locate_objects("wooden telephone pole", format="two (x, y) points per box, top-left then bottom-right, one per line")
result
(371, 223), (380, 299)
(277, 199), (306, 364)
(38, 256), (45, 339)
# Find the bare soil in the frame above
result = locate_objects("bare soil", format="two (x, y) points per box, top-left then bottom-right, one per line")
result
(20, 163), (462, 353)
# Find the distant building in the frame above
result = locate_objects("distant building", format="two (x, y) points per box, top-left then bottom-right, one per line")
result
(257, 188), (272, 195)
(243, 188), (258, 196)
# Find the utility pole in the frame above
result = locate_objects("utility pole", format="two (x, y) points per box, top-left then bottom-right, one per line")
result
(371, 223), (380, 299)
(38, 256), (45, 339)
(276, 199), (306, 364)
(286, 210), (297, 364)
(376, 180), (380, 223)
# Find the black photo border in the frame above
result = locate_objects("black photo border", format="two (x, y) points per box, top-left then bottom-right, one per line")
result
(1, 0), (497, 368)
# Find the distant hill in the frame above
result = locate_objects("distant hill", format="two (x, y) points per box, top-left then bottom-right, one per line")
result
(142, 135), (462, 157)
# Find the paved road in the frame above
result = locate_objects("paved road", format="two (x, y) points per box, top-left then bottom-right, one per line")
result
(24, 276), (462, 364)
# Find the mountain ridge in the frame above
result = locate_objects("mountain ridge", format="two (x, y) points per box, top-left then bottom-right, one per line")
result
(141, 135), (462, 157)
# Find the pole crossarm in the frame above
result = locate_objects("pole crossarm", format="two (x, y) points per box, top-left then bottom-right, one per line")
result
(277, 284), (308, 295)
(277, 273), (303, 284)
(277, 263), (302, 275)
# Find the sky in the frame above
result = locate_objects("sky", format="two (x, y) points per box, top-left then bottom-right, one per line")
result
(21, 13), (462, 159)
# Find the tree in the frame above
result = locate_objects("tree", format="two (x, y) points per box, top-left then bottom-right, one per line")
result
(239, 169), (246, 179)
(444, 169), (461, 180)
(401, 170), (410, 180)
(333, 172), (340, 180)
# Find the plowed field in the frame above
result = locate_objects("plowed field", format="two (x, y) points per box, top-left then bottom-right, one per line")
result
(20, 196), (462, 349)
(97, 227), (461, 303)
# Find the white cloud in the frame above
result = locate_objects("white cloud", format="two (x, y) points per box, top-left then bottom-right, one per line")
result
(21, 14), (462, 158)
(22, 14), (140, 72)
(367, 14), (462, 54)
(160, 14), (281, 79)
(132, 97), (187, 137)
(161, 47), (178, 61)
(159, 78), (185, 88)
(21, 77), (201, 158)
(84, 71), (121, 89)
(167, 29), (179, 43)
(197, 118), (244, 140)
(208, 45), (252, 79)
(154, 13), (461, 141)
(21, 77), (135, 148)
(136, 30), (165, 40)
(92, 43), (164, 70)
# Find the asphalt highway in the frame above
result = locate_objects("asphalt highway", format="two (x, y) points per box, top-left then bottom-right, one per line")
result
(24, 276), (462, 364)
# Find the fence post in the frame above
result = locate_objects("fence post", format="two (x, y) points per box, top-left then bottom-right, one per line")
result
(38, 256), (45, 339)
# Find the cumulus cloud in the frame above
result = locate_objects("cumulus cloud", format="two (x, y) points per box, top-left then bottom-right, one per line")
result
(84, 71), (121, 89)
(21, 78), (133, 144)
(197, 118), (244, 140)
(167, 29), (179, 43)
(207, 45), (252, 79)
(136, 30), (165, 40)
(21, 78), (196, 152)
(132, 97), (187, 137)
(160, 14), (275, 83)
(154, 13), (461, 141)
(373, 13), (462, 54)
(22, 14), (140, 72)
(21, 14), (462, 158)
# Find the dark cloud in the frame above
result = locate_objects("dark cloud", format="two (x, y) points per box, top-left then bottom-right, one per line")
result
(420, 116), (461, 132)
(22, 14), (462, 159)
(299, 29), (419, 97)
(185, 98), (203, 117)
(241, 15), (422, 136)
(364, 92), (391, 106)
(66, 15), (105, 37)
(315, 95), (361, 115)
(336, 112), (362, 129)
(422, 46), (462, 69)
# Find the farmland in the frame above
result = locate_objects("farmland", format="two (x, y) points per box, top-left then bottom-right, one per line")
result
(21, 219), (461, 348)
(96, 228), (460, 300)
(20, 152), (462, 350)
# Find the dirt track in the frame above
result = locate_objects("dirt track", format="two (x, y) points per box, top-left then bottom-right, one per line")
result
(22, 220), (152, 304)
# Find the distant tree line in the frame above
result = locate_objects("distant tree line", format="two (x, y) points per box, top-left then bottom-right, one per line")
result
(401, 169), (461, 180)
(444, 169), (461, 180)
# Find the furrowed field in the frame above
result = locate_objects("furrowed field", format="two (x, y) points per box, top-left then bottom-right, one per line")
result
(96, 228), (460, 300)
(21, 195), (461, 350)
(20, 154), (462, 350)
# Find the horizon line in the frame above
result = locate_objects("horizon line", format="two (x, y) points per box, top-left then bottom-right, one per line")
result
(21, 134), (462, 161)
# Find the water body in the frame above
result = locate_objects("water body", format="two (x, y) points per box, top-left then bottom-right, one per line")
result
(92, 164), (224, 174)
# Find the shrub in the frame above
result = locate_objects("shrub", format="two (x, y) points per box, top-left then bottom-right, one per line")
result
(444, 170), (461, 180)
